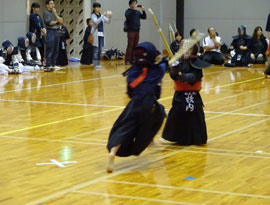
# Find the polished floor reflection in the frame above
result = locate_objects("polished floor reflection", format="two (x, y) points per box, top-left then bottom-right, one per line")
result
(0, 61), (270, 205)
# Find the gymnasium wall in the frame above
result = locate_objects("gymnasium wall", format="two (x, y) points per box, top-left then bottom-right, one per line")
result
(0, 0), (28, 45)
(184, 0), (270, 46)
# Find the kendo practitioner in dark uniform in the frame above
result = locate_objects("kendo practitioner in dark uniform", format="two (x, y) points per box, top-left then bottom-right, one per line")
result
(162, 29), (211, 146)
(56, 18), (70, 66)
(80, 18), (93, 65)
(29, 2), (46, 63)
(225, 25), (251, 67)
(106, 42), (168, 173)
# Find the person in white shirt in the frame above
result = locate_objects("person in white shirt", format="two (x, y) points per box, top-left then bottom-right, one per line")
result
(91, 3), (112, 69)
(203, 27), (224, 65)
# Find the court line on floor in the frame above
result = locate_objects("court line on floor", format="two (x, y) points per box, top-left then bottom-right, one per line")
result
(0, 135), (106, 146)
(181, 149), (270, 159)
(105, 180), (270, 199)
(54, 99), (270, 141)
(64, 97), (267, 141)
(0, 74), (122, 94)
(72, 190), (201, 205)
(205, 100), (269, 121)
(220, 88), (268, 93)
(0, 76), (265, 138)
(25, 148), (191, 205)
(209, 118), (270, 142)
(25, 117), (270, 205)
(212, 141), (270, 148)
(0, 96), (267, 142)
(64, 126), (113, 139)
(0, 93), (263, 138)
(176, 146), (270, 156)
(204, 111), (270, 117)
(1, 134), (270, 160)
(0, 77), (264, 110)
(0, 99), (125, 109)
(0, 87), (247, 109)
(0, 108), (123, 137)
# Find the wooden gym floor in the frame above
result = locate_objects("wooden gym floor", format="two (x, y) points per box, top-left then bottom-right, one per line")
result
(0, 60), (270, 205)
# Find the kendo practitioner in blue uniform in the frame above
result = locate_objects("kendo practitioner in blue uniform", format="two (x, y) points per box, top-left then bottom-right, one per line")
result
(106, 42), (168, 173)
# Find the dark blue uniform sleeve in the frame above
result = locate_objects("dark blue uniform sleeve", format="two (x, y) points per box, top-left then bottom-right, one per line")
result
(140, 11), (147, 19)
(170, 65), (202, 85)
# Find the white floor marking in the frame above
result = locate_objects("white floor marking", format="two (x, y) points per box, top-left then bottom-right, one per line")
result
(204, 111), (270, 117)
(72, 190), (202, 205)
(36, 159), (77, 167)
(105, 180), (270, 199)
(0, 99), (124, 108)
(0, 74), (122, 94)
(25, 117), (270, 205)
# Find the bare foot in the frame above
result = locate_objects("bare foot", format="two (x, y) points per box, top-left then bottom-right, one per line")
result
(149, 140), (159, 147)
(159, 138), (175, 145)
(106, 153), (115, 173)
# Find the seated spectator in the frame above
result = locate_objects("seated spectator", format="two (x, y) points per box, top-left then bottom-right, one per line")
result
(203, 27), (224, 65)
(225, 25), (251, 67)
(1, 40), (23, 73)
(26, 32), (42, 66)
(17, 36), (42, 72)
(249, 26), (268, 64)
(170, 32), (182, 54)
(0, 49), (10, 75)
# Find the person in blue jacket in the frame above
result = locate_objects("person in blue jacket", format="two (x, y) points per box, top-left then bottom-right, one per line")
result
(106, 42), (168, 173)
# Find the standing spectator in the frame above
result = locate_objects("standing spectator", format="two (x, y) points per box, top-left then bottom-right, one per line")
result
(91, 3), (112, 69)
(80, 18), (94, 65)
(29, 2), (46, 63)
(43, 0), (63, 71)
(203, 27), (224, 65)
(56, 16), (70, 67)
(125, 0), (147, 65)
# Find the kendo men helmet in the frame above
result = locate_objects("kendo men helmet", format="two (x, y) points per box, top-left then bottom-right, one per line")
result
(134, 42), (160, 65)
(238, 25), (247, 36)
